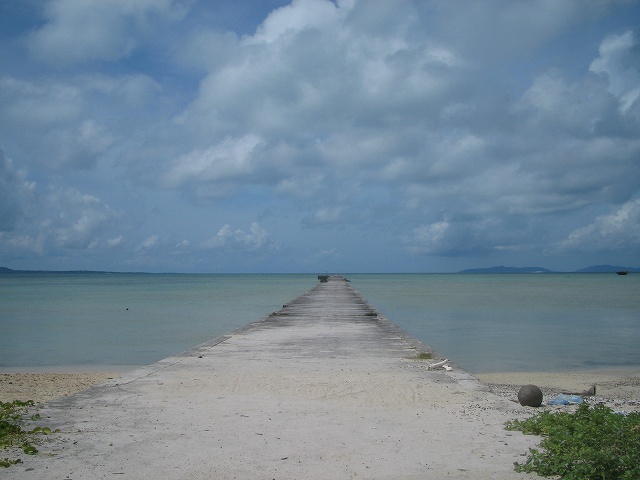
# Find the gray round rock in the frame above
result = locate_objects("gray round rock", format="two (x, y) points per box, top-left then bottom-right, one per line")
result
(517, 384), (543, 407)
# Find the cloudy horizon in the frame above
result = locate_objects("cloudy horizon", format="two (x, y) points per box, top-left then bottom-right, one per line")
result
(1, 0), (639, 273)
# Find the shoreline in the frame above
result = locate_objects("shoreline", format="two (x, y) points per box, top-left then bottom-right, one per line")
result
(1, 365), (638, 406)
(477, 368), (640, 412)
(0, 366), (141, 403)
(0, 365), (142, 374)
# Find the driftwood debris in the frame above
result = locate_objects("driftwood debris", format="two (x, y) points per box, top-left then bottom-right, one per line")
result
(561, 385), (596, 397)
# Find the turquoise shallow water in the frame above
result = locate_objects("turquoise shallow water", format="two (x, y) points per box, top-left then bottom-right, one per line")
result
(1, 273), (639, 373)
(350, 273), (640, 373)
(0, 274), (312, 369)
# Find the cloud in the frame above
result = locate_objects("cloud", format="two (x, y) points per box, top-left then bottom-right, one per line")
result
(139, 234), (159, 250)
(0, 71), (167, 172)
(0, 178), (121, 256)
(56, 120), (116, 169)
(162, 135), (264, 196)
(26, 0), (190, 65)
(201, 222), (270, 252)
(80, 73), (162, 108)
(170, 1), (640, 229)
(3, 234), (45, 255)
(558, 199), (640, 253)
(590, 31), (640, 113)
(168, 0), (471, 203)
(404, 221), (450, 255)
(0, 73), (161, 125)
(275, 172), (326, 197)
(2, 1), (640, 271)
(0, 149), (36, 232)
(0, 76), (84, 125)
(49, 187), (120, 249)
(423, 0), (588, 62)
(108, 235), (125, 248)
(309, 206), (344, 225)
(251, 0), (346, 44)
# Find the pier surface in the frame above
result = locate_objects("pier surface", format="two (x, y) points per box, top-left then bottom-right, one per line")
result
(12, 276), (538, 479)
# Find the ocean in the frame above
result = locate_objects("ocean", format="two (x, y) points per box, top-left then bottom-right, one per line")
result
(1, 272), (638, 373)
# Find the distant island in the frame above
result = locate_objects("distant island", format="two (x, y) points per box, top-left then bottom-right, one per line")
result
(459, 266), (553, 274)
(0, 267), (125, 275)
(1, 265), (638, 275)
(573, 265), (640, 273)
(458, 265), (639, 274)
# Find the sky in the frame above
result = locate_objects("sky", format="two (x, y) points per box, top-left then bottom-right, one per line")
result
(1, 0), (639, 273)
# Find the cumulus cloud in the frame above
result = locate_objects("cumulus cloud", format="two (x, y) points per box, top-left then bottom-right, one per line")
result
(250, 0), (346, 44)
(201, 222), (269, 252)
(163, 135), (264, 195)
(276, 173), (326, 197)
(124, 3), (640, 266)
(0, 76), (83, 125)
(0, 151), (34, 231)
(0, 73), (161, 128)
(3, 234), (45, 255)
(139, 234), (159, 250)
(559, 200), (640, 253)
(56, 120), (116, 169)
(309, 206), (343, 225)
(177, 0), (462, 140)
(170, 0), (640, 229)
(590, 31), (640, 113)
(27, 0), (190, 65)
(48, 187), (119, 249)
(0, 72), (166, 171)
(404, 221), (450, 255)
(2, 1), (640, 271)
(81, 73), (162, 108)
(108, 235), (125, 248)
(0, 180), (121, 257)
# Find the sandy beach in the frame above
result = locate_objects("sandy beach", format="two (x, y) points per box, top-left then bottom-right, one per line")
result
(0, 372), (120, 403)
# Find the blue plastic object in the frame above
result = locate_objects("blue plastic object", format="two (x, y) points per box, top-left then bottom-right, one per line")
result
(547, 394), (584, 405)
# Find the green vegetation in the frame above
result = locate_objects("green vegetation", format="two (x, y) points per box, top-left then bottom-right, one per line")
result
(415, 352), (433, 360)
(1, 400), (54, 467)
(505, 403), (640, 479)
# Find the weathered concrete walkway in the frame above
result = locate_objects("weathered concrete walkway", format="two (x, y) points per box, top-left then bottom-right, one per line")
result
(12, 276), (538, 479)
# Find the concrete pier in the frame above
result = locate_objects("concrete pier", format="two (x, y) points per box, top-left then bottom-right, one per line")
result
(11, 276), (538, 479)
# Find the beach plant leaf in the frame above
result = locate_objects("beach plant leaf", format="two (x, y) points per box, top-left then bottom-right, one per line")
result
(506, 404), (640, 479)
(0, 458), (21, 467)
(22, 444), (37, 455)
(0, 400), (53, 467)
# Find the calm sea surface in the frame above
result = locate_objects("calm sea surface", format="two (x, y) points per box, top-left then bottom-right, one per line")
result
(1, 273), (639, 373)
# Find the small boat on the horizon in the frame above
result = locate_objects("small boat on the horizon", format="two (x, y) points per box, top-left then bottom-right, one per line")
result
(616, 271), (629, 275)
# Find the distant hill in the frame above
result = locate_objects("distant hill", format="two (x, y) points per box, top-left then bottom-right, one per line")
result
(459, 266), (553, 274)
(0, 267), (118, 274)
(575, 265), (640, 273)
(0, 267), (19, 274)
